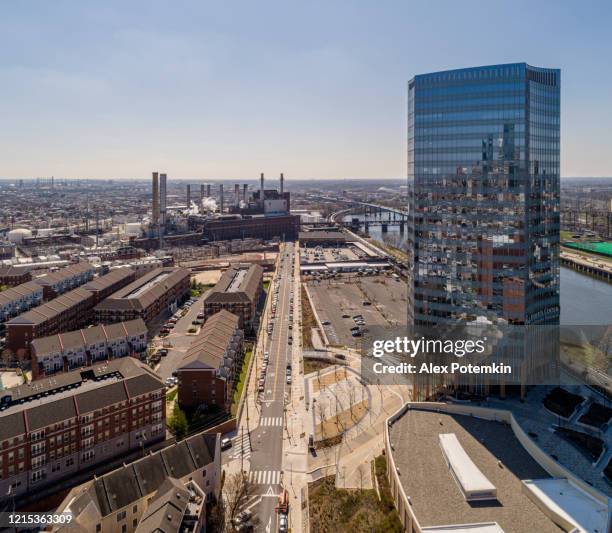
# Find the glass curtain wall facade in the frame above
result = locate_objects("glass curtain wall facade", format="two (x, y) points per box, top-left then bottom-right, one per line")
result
(407, 63), (560, 326)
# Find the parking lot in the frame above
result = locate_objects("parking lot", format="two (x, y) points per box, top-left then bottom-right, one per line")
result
(153, 290), (209, 381)
(307, 274), (407, 348)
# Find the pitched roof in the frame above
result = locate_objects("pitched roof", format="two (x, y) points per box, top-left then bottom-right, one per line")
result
(134, 477), (189, 533)
(0, 281), (42, 308)
(179, 311), (240, 370)
(0, 358), (163, 440)
(30, 319), (147, 359)
(63, 433), (218, 521)
(33, 262), (94, 287)
(203, 264), (263, 304)
(7, 287), (93, 326)
(81, 268), (135, 293)
(94, 268), (190, 312)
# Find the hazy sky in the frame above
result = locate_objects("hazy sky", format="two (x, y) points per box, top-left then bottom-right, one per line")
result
(1, 1), (611, 180)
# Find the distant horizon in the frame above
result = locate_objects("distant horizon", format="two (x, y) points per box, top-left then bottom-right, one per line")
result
(2, 175), (612, 183)
(1, 2), (611, 179)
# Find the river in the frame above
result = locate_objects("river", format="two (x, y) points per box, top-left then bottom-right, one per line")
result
(344, 214), (612, 326)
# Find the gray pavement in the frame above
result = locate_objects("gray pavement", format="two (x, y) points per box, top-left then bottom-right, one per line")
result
(235, 242), (295, 532)
(155, 290), (209, 380)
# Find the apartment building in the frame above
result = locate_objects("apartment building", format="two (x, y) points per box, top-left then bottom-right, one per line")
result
(33, 262), (95, 299)
(94, 267), (190, 326)
(56, 432), (220, 533)
(5, 288), (94, 356)
(177, 310), (243, 410)
(0, 266), (32, 287)
(31, 318), (148, 379)
(0, 281), (43, 325)
(5, 269), (138, 357)
(81, 267), (136, 304)
(0, 358), (165, 503)
(202, 264), (263, 328)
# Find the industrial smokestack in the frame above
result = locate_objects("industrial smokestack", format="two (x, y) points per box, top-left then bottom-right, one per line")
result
(152, 172), (160, 226)
(243, 184), (248, 203)
(260, 173), (265, 204)
(234, 184), (240, 207)
(280, 173), (284, 194)
(206, 184), (211, 197)
(186, 184), (191, 208)
(219, 184), (224, 213)
(160, 173), (167, 227)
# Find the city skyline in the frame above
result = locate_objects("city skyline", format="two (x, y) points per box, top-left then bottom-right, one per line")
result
(1, 1), (611, 179)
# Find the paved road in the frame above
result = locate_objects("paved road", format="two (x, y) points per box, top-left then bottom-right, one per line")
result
(247, 242), (295, 532)
(156, 290), (209, 380)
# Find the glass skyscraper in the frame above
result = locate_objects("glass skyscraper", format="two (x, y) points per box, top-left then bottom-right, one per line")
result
(407, 63), (560, 326)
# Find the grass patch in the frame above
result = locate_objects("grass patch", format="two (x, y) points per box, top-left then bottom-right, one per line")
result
(263, 279), (271, 292)
(315, 399), (367, 441)
(308, 473), (403, 533)
(311, 367), (347, 392)
(301, 284), (317, 349)
(304, 358), (334, 375)
(166, 388), (178, 403)
(231, 345), (253, 416)
(190, 280), (214, 298)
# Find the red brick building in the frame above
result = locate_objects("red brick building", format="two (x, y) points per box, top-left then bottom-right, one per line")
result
(202, 264), (263, 329)
(5, 269), (137, 358)
(0, 358), (165, 504)
(94, 267), (190, 326)
(177, 310), (243, 410)
(0, 266), (32, 287)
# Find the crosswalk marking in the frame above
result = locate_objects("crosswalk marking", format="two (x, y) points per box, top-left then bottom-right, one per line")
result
(249, 470), (281, 485)
(228, 433), (251, 460)
(260, 416), (282, 427)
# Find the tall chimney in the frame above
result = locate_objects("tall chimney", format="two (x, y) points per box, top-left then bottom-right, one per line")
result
(234, 184), (240, 207)
(152, 172), (160, 226)
(160, 173), (167, 227)
(186, 184), (191, 208)
(243, 184), (248, 203)
(219, 184), (224, 213)
(206, 184), (211, 197)
(280, 172), (284, 194)
(260, 173), (265, 204)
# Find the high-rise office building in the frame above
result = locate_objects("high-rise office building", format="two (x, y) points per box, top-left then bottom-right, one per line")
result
(407, 63), (560, 326)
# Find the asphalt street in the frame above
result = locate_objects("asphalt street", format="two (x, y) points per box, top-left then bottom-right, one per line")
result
(246, 242), (295, 532)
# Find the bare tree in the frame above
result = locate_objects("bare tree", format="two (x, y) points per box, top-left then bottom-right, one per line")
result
(357, 464), (366, 493)
(222, 471), (253, 532)
(317, 401), (327, 440)
(347, 381), (357, 422)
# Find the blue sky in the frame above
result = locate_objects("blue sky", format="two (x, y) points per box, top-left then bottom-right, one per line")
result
(0, 0), (610, 179)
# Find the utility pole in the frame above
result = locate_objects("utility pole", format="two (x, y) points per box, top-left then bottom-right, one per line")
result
(241, 425), (245, 473)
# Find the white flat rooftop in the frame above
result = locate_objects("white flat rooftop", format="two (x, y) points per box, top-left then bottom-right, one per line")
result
(522, 478), (608, 533)
(422, 523), (505, 533)
(439, 433), (497, 501)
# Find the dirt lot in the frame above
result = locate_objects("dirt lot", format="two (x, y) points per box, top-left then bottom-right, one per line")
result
(192, 270), (222, 285)
(307, 274), (407, 348)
